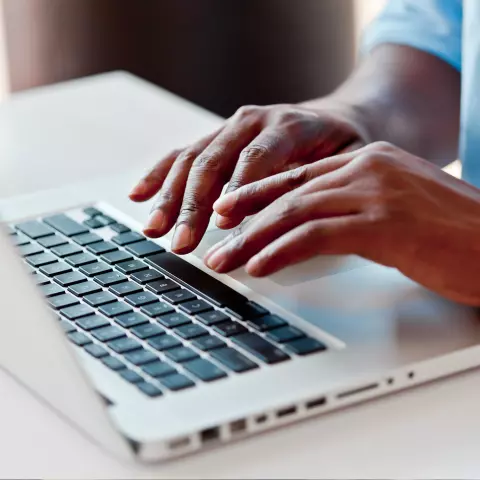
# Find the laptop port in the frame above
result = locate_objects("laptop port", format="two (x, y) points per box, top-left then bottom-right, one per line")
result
(200, 426), (220, 444)
(336, 383), (379, 400)
(276, 406), (297, 418)
(168, 436), (191, 450)
(255, 414), (268, 424)
(230, 418), (247, 435)
(305, 396), (326, 410)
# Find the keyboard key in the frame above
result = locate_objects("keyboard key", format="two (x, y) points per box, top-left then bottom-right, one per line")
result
(130, 269), (163, 284)
(160, 373), (195, 391)
(87, 241), (117, 255)
(37, 234), (68, 248)
(165, 346), (199, 363)
(111, 231), (144, 246)
(109, 281), (142, 297)
(11, 234), (30, 248)
(76, 314), (110, 331)
(196, 310), (230, 326)
(123, 349), (157, 366)
(83, 206), (103, 217)
(174, 323), (208, 340)
(283, 337), (327, 356)
(192, 335), (226, 351)
(247, 314), (287, 332)
(125, 240), (165, 258)
(33, 273), (50, 285)
(65, 252), (96, 267)
(54, 271), (87, 287)
(16, 220), (55, 239)
(95, 215), (116, 226)
(79, 262), (112, 277)
(39, 262), (72, 277)
(26, 252), (57, 267)
(40, 282), (64, 297)
(266, 326), (305, 343)
(146, 278), (180, 294)
(48, 293), (79, 309)
(210, 347), (258, 373)
(147, 334), (181, 351)
(72, 232), (103, 246)
(51, 243), (82, 258)
(212, 321), (247, 337)
(108, 337), (142, 354)
(125, 291), (157, 307)
(93, 271), (127, 286)
(43, 214), (89, 237)
(225, 301), (269, 321)
(162, 289), (196, 305)
(101, 355), (126, 371)
(84, 343), (108, 358)
(119, 369), (144, 384)
(98, 301), (132, 317)
(116, 259), (148, 275)
(68, 281), (102, 297)
(83, 218), (103, 229)
(183, 358), (227, 382)
(84, 291), (117, 307)
(18, 243), (43, 257)
(68, 331), (92, 346)
(115, 312), (149, 328)
(179, 299), (213, 315)
(92, 325), (125, 342)
(140, 301), (174, 318)
(110, 223), (130, 234)
(137, 381), (163, 397)
(232, 332), (290, 364)
(141, 361), (176, 378)
(131, 323), (165, 339)
(157, 312), (190, 329)
(101, 250), (132, 265)
(61, 304), (95, 320)
(59, 319), (76, 333)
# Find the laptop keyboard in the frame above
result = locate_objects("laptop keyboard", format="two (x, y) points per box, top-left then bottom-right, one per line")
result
(9, 207), (327, 398)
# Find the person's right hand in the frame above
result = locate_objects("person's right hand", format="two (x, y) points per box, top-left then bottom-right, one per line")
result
(129, 99), (370, 254)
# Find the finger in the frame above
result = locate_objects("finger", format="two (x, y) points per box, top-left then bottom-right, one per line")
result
(215, 214), (244, 229)
(337, 140), (365, 154)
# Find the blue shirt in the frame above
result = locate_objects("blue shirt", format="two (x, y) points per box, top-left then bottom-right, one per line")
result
(362, 0), (480, 186)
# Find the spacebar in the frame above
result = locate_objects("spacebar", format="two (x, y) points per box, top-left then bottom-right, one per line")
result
(145, 253), (247, 308)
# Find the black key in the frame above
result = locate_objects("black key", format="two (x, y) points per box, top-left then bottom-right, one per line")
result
(146, 252), (247, 307)
(93, 271), (127, 287)
(125, 291), (157, 307)
(119, 369), (144, 384)
(184, 358), (227, 382)
(130, 269), (163, 284)
(11, 233), (30, 246)
(61, 304), (95, 320)
(131, 323), (164, 339)
(101, 355), (126, 371)
(79, 262), (112, 277)
(39, 262), (72, 277)
(76, 314), (110, 331)
(232, 332), (290, 364)
(16, 220), (55, 239)
(141, 361), (176, 378)
(174, 323), (208, 340)
(68, 281), (102, 297)
(33, 273), (50, 285)
(83, 218), (103, 229)
(68, 331), (92, 346)
(225, 301), (269, 321)
(47, 293), (79, 309)
(83, 207), (103, 217)
(165, 346), (199, 363)
(98, 301), (132, 317)
(137, 382), (163, 397)
(196, 310), (230, 326)
(116, 259), (148, 275)
(162, 289), (196, 305)
(26, 252), (57, 267)
(18, 243), (43, 257)
(283, 337), (327, 356)
(147, 334), (181, 351)
(84, 291), (117, 307)
(84, 343), (108, 358)
(146, 278), (179, 295)
(91, 325), (126, 342)
(108, 337), (142, 353)
(115, 312), (149, 329)
(125, 240), (165, 258)
(110, 223), (130, 234)
(87, 241), (117, 255)
(51, 243), (82, 258)
(140, 301), (174, 318)
(192, 335), (226, 351)
(40, 282), (64, 297)
(247, 314), (287, 332)
(72, 232), (103, 246)
(157, 312), (190, 329)
(59, 319), (76, 333)
(160, 373), (195, 391)
(111, 231), (144, 246)
(266, 326), (305, 343)
(65, 252), (96, 267)
(95, 215), (116, 226)
(54, 271), (87, 287)
(109, 281), (142, 297)
(209, 347), (258, 373)
(179, 299), (213, 315)
(123, 349), (157, 366)
(37, 234), (68, 248)
(101, 250), (132, 265)
(43, 214), (89, 237)
(212, 321), (247, 337)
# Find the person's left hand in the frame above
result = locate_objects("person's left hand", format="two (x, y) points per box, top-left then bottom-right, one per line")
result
(205, 142), (480, 306)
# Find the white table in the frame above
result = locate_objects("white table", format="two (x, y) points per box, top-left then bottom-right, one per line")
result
(1, 72), (480, 479)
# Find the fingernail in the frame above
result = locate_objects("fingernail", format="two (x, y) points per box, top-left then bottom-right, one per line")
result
(215, 215), (232, 229)
(206, 248), (227, 272)
(204, 241), (224, 263)
(143, 209), (166, 237)
(213, 192), (236, 215)
(246, 256), (263, 276)
(171, 223), (192, 252)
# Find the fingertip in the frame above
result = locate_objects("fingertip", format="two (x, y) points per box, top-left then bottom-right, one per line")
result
(215, 214), (242, 229)
(143, 209), (166, 237)
(213, 191), (237, 215)
(246, 256), (268, 277)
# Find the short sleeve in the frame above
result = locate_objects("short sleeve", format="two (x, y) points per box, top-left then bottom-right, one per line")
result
(361, 0), (463, 71)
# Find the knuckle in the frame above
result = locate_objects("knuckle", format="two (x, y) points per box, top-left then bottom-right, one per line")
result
(356, 151), (393, 172)
(276, 196), (298, 220)
(240, 144), (269, 164)
(154, 188), (175, 207)
(235, 104), (262, 119)
(192, 152), (222, 171)
(283, 166), (312, 191)
(274, 109), (301, 124)
(176, 149), (198, 166)
(366, 141), (397, 154)
(178, 193), (209, 217)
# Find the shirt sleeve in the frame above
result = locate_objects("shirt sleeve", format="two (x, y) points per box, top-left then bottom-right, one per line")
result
(361, 0), (462, 71)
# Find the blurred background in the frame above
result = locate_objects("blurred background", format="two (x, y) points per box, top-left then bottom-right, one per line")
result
(0, 0), (385, 116)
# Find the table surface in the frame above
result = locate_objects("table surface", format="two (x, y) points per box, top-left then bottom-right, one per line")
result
(1, 72), (480, 479)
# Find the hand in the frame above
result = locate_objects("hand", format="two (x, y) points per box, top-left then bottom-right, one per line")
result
(129, 100), (368, 253)
(207, 142), (480, 306)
